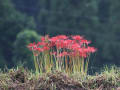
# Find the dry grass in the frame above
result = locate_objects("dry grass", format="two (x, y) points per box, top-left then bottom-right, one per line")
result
(0, 66), (120, 90)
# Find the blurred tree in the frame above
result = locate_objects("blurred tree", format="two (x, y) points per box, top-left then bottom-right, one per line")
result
(36, 0), (99, 36)
(0, 0), (36, 68)
(98, 0), (111, 23)
(103, 0), (120, 65)
(91, 0), (120, 69)
(2, 0), (120, 71)
(0, 48), (7, 68)
(12, 0), (39, 16)
(12, 30), (40, 69)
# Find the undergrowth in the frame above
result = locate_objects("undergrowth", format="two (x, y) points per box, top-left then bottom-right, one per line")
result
(0, 66), (120, 90)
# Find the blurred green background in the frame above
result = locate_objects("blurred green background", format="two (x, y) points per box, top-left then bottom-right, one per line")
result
(0, 0), (120, 73)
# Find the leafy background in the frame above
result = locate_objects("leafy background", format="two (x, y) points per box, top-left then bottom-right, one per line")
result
(0, 0), (120, 73)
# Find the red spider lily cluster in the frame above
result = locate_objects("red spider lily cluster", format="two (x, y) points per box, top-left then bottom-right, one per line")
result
(28, 35), (96, 74)
(28, 35), (96, 57)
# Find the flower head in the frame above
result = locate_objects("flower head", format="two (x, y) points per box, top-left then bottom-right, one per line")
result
(72, 35), (83, 41)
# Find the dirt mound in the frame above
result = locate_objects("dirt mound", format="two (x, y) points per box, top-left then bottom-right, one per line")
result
(84, 75), (118, 90)
(0, 69), (119, 90)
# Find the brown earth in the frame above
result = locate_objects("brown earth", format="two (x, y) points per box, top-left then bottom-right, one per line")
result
(0, 69), (119, 90)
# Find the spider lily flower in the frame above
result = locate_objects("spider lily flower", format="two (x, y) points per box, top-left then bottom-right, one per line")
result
(28, 35), (96, 74)
(56, 35), (68, 40)
(86, 46), (97, 53)
(37, 41), (47, 46)
(79, 52), (87, 58)
(50, 52), (57, 55)
(27, 42), (36, 50)
(72, 35), (83, 41)
(81, 40), (91, 45)
(36, 47), (43, 52)
(41, 36), (45, 42)
(58, 51), (69, 57)
(43, 46), (50, 51)
(49, 37), (58, 42)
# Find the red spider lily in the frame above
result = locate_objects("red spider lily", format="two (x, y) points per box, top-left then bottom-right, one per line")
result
(36, 47), (43, 52)
(58, 51), (69, 57)
(48, 41), (56, 47)
(79, 52), (87, 58)
(43, 46), (50, 51)
(27, 42), (36, 50)
(55, 41), (61, 49)
(56, 35), (68, 40)
(33, 46), (38, 51)
(78, 48), (88, 57)
(72, 35), (83, 41)
(86, 46), (97, 53)
(27, 42), (35, 47)
(28, 35), (97, 74)
(71, 43), (80, 50)
(27, 42), (37, 50)
(55, 40), (66, 49)
(37, 41), (46, 46)
(69, 52), (76, 57)
(45, 35), (49, 39)
(33, 52), (39, 56)
(49, 36), (58, 42)
(63, 40), (73, 49)
(41, 35), (49, 42)
(81, 39), (91, 45)
(41, 36), (45, 42)
(50, 52), (57, 55)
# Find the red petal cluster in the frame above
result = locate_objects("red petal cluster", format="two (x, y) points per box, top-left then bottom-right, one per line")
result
(28, 35), (96, 58)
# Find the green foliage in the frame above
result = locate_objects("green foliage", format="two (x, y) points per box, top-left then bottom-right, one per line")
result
(0, 48), (7, 68)
(0, 0), (120, 71)
(36, 0), (120, 69)
(36, 0), (99, 36)
(101, 66), (120, 84)
(0, 0), (36, 68)
(12, 30), (40, 69)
